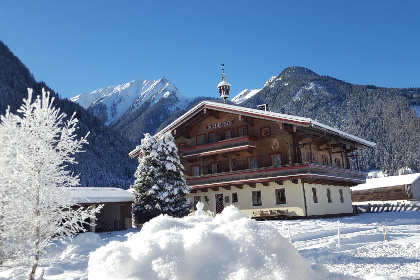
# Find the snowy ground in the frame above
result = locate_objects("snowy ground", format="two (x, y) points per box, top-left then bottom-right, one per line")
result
(1, 211), (419, 280)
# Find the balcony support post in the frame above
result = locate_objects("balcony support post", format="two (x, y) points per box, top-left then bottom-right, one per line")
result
(355, 153), (360, 171)
(302, 181), (308, 219)
(309, 143), (313, 164)
(229, 152), (233, 171)
(329, 147), (333, 166)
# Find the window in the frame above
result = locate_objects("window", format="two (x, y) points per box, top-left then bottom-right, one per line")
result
(249, 157), (258, 169)
(252, 191), (262, 206)
(212, 162), (221, 173)
(261, 127), (271, 137)
(193, 196), (201, 210)
(339, 189), (344, 203)
(192, 166), (200, 176)
(312, 188), (318, 203)
(238, 126), (248, 136)
(209, 132), (218, 143)
(271, 154), (282, 166)
(327, 188), (332, 203)
(196, 134), (206, 145)
(275, 188), (286, 204)
(335, 158), (341, 168)
(322, 155), (329, 165)
(232, 192), (238, 203)
(225, 129), (234, 139)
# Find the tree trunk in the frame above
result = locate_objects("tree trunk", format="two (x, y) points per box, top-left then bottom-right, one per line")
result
(29, 177), (41, 280)
(29, 226), (40, 280)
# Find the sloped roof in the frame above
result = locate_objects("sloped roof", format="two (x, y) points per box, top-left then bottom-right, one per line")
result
(351, 173), (420, 191)
(65, 187), (134, 204)
(157, 101), (375, 147)
(129, 101), (375, 158)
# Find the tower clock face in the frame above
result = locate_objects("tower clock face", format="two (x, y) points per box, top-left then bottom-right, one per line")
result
(271, 139), (279, 151)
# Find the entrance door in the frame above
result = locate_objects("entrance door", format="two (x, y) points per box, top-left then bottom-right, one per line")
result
(215, 194), (224, 214)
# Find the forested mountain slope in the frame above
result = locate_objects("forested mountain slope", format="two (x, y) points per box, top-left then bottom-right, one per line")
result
(0, 41), (136, 188)
(237, 66), (420, 174)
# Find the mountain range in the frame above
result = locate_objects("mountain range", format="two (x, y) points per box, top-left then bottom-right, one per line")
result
(1, 39), (419, 188)
(72, 66), (420, 176)
(0, 41), (136, 188)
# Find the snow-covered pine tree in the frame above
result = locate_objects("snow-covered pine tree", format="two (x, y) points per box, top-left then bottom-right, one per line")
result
(0, 89), (100, 280)
(131, 132), (191, 225)
(131, 133), (160, 225)
(153, 132), (191, 217)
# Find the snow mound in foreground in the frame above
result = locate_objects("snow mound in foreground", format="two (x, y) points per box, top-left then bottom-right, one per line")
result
(88, 205), (323, 280)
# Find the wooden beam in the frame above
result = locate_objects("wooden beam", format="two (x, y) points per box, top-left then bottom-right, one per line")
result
(234, 184), (244, 189)
(248, 183), (257, 188)
(222, 186), (231, 190)
(209, 110), (220, 119)
(262, 182), (270, 186)
(200, 188), (208, 192)
(180, 128), (191, 139)
(275, 180), (284, 185)
(190, 189), (197, 193)
(211, 187), (219, 191)
(242, 116), (255, 126)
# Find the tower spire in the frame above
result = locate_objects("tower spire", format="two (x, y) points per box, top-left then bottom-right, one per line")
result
(218, 64), (231, 104)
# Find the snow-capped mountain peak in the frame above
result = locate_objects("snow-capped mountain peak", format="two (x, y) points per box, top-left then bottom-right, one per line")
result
(231, 89), (261, 104)
(71, 78), (191, 125)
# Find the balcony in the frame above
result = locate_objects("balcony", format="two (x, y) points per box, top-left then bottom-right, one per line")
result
(181, 136), (257, 159)
(186, 164), (367, 189)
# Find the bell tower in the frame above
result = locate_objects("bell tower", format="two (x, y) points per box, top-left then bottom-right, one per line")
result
(218, 64), (231, 104)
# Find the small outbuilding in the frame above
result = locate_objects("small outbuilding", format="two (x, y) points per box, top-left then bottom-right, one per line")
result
(351, 173), (420, 204)
(67, 187), (134, 232)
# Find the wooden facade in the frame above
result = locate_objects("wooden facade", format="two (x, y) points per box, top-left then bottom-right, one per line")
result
(131, 101), (375, 218)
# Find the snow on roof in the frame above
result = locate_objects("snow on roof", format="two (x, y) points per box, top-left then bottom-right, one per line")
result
(157, 101), (375, 148)
(65, 187), (134, 204)
(217, 80), (231, 88)
(351, 173), (420, 191)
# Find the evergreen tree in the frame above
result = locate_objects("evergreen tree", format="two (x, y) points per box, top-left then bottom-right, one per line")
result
(131, 132), (191, 225)
(131, 133), (160, 224)
(153, 132), (191, 217)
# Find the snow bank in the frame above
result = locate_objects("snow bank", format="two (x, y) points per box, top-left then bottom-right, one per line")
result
(88, 205), (322, 280)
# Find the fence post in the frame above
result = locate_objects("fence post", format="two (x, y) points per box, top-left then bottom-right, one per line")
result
(336, 221), (341, 248)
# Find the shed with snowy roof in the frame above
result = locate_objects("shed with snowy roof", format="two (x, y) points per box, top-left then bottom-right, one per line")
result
(351, 173), (420, 204)
(67, 187), (134, 232)
(130, 100), (375, 219)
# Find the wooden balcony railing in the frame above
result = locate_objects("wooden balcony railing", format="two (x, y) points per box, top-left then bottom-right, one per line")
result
(181, 136), (257, 159)
(186, 164), (367, 188)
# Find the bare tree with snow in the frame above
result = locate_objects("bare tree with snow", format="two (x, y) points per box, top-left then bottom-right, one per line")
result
(0, 89), (100, 280)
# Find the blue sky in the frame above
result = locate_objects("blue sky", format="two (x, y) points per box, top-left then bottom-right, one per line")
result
(1, 0), (419, 99)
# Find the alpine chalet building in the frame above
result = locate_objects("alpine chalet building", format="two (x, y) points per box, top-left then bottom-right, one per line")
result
(130, 68), (375, 219)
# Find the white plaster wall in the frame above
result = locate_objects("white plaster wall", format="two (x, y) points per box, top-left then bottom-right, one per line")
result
(304, 183), (353, 216)
(187, 180), (354, 217)
(187, 181), (306, 217)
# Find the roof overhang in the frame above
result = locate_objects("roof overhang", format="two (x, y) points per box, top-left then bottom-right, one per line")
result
(130, 101), (375, 157)
(157, 101), (375, 147)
